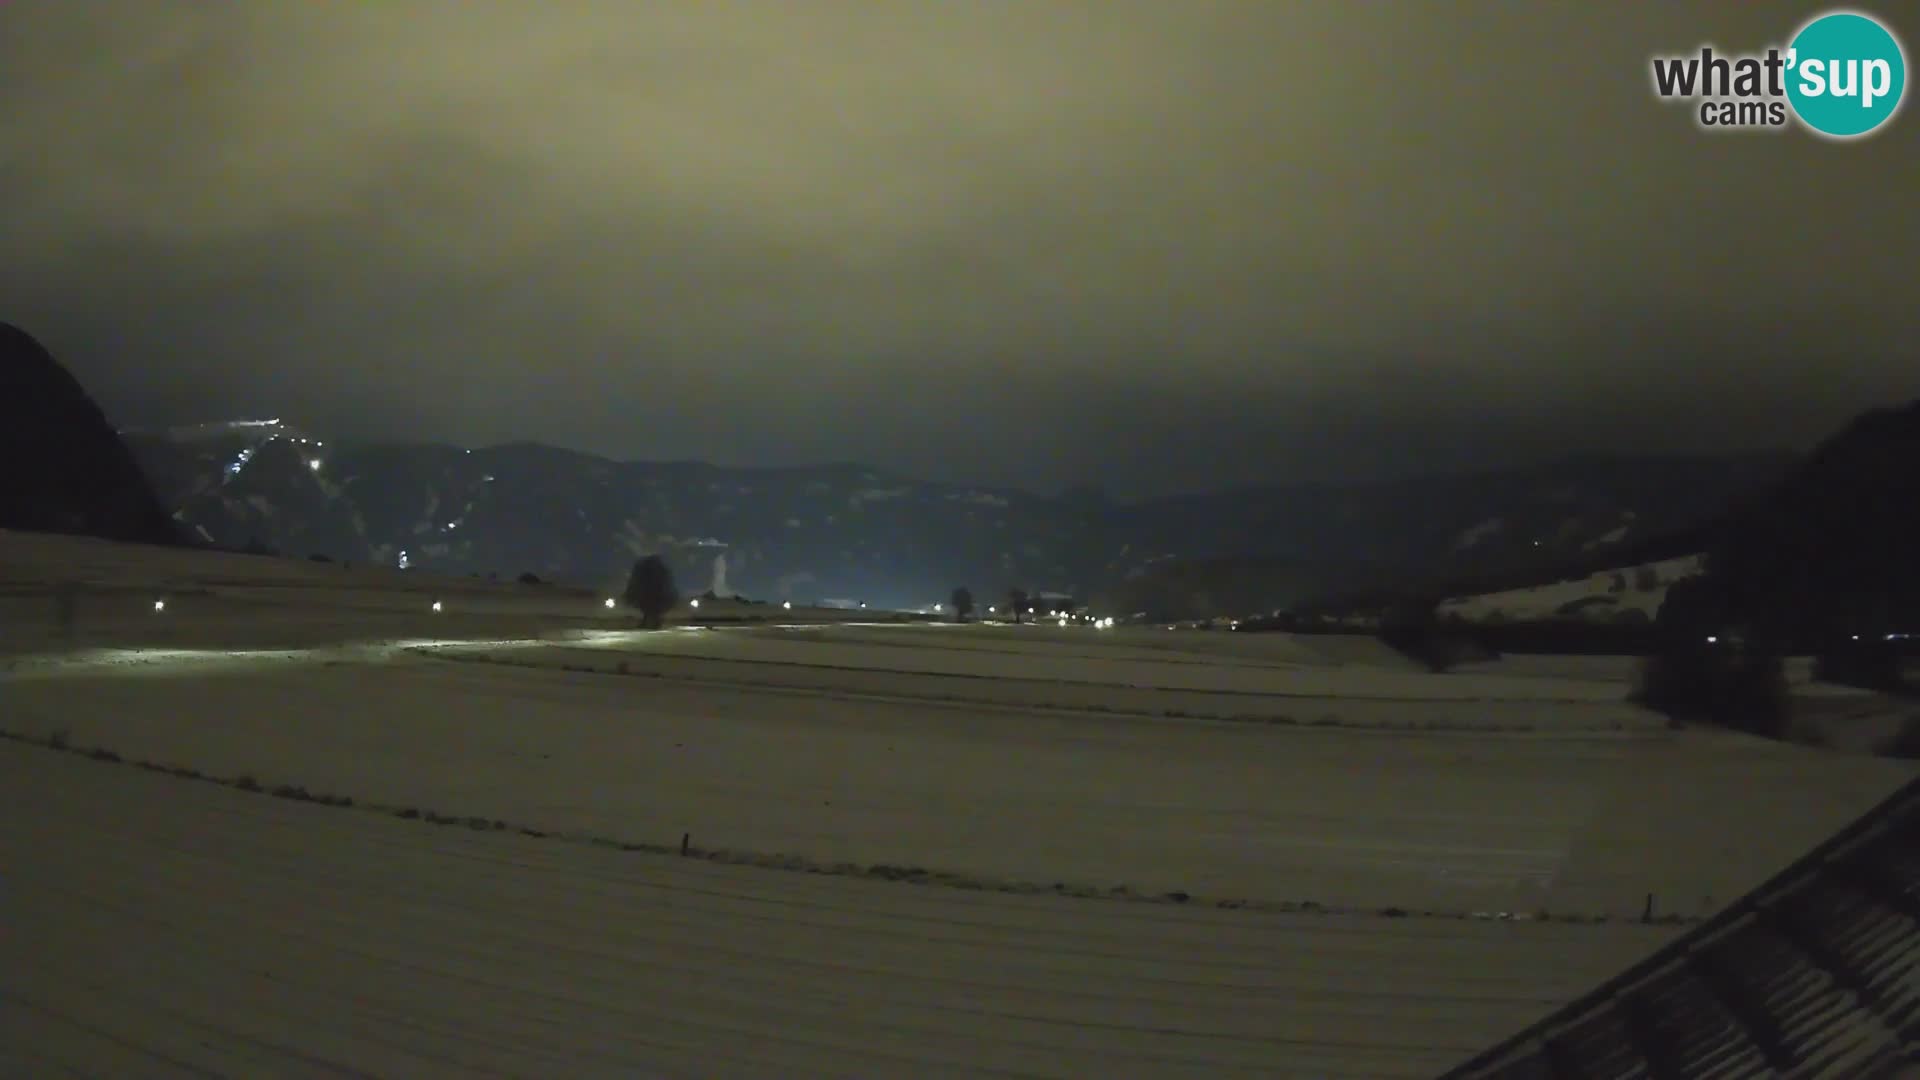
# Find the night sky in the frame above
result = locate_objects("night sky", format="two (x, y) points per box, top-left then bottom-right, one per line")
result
(2, 2), (1913, 497)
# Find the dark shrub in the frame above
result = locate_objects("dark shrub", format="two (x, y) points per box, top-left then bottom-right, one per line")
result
(1881, 716), (1920, 759)
(1634, 575), (1789, 736)
(1378, 597), (1477, 673)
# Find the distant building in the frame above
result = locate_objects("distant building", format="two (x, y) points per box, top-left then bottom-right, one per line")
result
(1035, 590), (1079, 614)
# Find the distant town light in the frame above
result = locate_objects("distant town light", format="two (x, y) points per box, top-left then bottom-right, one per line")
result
(604, 598), (616, 609)
(1705, 635), (1718, 644)
(690, 598), (700, 609)
(308, 459), (322, 472)
(859, 602), (867, 609)
(783, 600), (792, 610)
(431, 600), (443, 613)
(153, 599), (166, 613)
(987, 606), (996, 613)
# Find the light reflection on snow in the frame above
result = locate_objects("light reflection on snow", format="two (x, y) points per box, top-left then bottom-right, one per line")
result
(4, 646), (326, 678)
(553, 627), (714, 649)
(2, 637), (554, 678)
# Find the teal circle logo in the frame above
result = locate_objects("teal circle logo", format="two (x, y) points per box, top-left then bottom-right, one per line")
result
(1786, 11), (1907, 138)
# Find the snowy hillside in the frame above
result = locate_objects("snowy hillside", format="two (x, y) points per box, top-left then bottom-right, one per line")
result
(1439, 555), (1704, 625)
(124, 417), (322, 448)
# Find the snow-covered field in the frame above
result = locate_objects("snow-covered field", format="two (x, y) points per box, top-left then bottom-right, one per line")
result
(2, 742), (1674, 1079)
(3, 530), (1912, 1076)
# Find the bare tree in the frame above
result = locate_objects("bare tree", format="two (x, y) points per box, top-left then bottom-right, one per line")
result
(950, 586), (974, 623)
(623, 555), (679, 630)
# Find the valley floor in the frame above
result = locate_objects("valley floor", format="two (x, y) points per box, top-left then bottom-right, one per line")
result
(2, 529), (1913, 1076)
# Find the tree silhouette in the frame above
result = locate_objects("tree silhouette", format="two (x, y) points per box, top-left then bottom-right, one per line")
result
(1007, 588), (1029, 625)
(623, 555), (678, 630)
(950, 586), (974, 623)
(1634, 573), (1788, 735)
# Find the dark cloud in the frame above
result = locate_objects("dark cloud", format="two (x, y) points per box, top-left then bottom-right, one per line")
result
(2, 1), (1913, 496)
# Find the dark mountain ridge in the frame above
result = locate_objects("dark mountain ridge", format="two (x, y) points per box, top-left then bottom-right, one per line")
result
(120, 415), (1791, 612)
(0, 323), (178, 546)
(1707, 398), (1920, 637)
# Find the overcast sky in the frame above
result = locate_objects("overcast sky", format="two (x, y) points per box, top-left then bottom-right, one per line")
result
(1, 2), (1913, 497)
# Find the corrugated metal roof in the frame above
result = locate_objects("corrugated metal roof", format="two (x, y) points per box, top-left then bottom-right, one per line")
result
(1441, 773), (1920, 1079)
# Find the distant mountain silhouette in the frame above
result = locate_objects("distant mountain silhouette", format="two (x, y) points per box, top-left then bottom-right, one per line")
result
(122, 411), (1787, 610)
(1708, 397), (1920, 638)
(0, 322), (179, 545)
